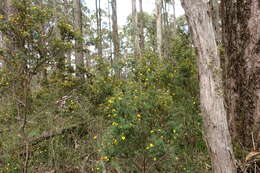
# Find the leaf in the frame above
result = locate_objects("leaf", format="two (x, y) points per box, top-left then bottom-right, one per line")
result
(245, 151), (260, 162)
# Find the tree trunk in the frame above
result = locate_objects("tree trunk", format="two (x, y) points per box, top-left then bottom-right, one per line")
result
(208, 0), (221, 44)
(138, 0), (144, 53)
(132, 0), (140, 57)
(155, 0), (162, 59)
(221, 0), (260, 148)
(180, 0), (237, 172)
(1, 0), (12, 69)
(64, 0), (72, 66)
(95, 0), (103, 57)
(171, 0), (176, 36)
(73, 0), (84, 79)
(111, 0), (120, 60)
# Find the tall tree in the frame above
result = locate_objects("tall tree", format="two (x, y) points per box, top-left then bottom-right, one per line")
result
(138, 0), (144, 52)
(95, 0), (103, 57)
(64, 0), (72, 65)
(73, 0), (84, 79)
(0, 1), (4, 69)
(111, 0), (120, 60)
(180, 0), (237, 172)
(171, 0), (176, 36)
(155, 0), (162, 58)
(132, 0), (140, 57)
(221, 0), (260, 148)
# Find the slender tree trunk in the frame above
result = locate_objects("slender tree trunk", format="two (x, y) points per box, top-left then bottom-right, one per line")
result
(107, 0), (112, 61)
(64, 0), (72, 66)
(111, 0), (120, 60)
(73, 0), (84, 79)
(138, 0), (144, 52)
(162, 0), (171, 58)
(171, 0), (176, 36)
(221, 0), (260, 148)
(155, 0), (162, 59)
(95, 0), (103, 57)
(132, 0), (140, 57)
(180, 0), (237, 172)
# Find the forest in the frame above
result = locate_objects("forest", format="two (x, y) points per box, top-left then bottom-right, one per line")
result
(0, 0), (259, 173)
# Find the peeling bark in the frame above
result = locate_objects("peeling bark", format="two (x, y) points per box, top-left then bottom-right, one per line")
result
(181, 0), (237, 172)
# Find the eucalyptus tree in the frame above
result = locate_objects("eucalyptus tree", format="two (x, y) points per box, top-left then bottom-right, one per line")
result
(138, 0), (144, 52)
(180, 0), (237, 172)
(111, 0), (120, 60)
(74, 0), (85, 79)
(155, 0), (162, 58)
(221, 0), (260, 148)
(95, 0), (102, 57)
(131, 0), (140, 57)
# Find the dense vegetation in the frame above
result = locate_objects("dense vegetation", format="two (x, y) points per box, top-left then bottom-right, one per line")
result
(0, 1), (210, 172)
(0, 0), (259, 173)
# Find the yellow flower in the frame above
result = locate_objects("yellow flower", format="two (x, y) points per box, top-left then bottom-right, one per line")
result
(112, 122), (118, 126)
(193, 101), (196, 104)
(136, 114), (141, 118)
(150, 130), (154, 133)
(149, 143), (154, 148)
(121, 136), (126, 140)
(173, 129), (176, 133)
(101, 156), (109, 161)
(153, 157), (157, 161)
(93, 136), (97, 140)
(113, 138), (118, 144)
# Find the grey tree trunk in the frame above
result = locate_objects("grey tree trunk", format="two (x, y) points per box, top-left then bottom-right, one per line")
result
(180, 0), (237, 172)
(221, 0), (260, 148)
(111, 0), (120, 60)
(138, 0), (144, 52)
(155, 0), (162, 59)
(73, 0), (84, 79)
(208, 0), (221, 44)
(171, 0), (176, 36)
(132, 0), (140, 57)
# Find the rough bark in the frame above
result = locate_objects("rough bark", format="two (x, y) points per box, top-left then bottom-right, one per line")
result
(221, 0), (260, 148)
(111, 0), (120, 60)
(132, 0), (140, 57)
(180, 0), (237, 172)
(156, 0), (163, 59)
(73, 0), (84, 79)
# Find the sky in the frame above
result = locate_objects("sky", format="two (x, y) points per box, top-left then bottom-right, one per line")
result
(85, 0), (185, 26)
